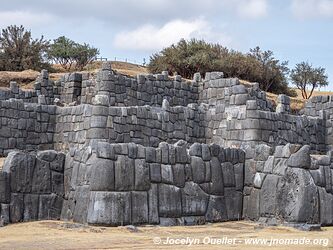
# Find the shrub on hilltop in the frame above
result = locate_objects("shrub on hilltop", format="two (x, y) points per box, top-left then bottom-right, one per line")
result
(148, 39), (295, 96)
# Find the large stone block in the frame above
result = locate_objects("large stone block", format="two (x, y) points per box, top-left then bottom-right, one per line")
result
(182, 182), (209, 216)
(114, 155), (134, 191)
(259, 174), (281, 216)
(243, 188), (260, 220)
(131, 191), (148, 225)
(254, 144), (272, 161)
(38, 194), (63, 220)
(0, 172), (10, 203)
(148, 184), (159, 224)
(89, 158), (114, 191)
(277, 167), (319, 224)
(3, 151), (35, 193)
(173, 164), (185, 187)
(32, 158), (51, 193)
(205, 195), (228, 222)
(221, 162), (235, 187)
(0, 204), (10, 225)
(135, 159), (150, 190)
(87, 191), (131, 226)
(73, 185), (90, 223)
(10, 193), (24, 223)
(287, 145), (311, 169)
(225, 189), (243, 220)
(158, 184), (182, 217)
(51, 171), (64, 197)
(23, 194), (39, 221)
(191, 156), (205, 183)
(161, 164), (173, 184)
(209, 157), (224, 195)
(318, 187), (333, 225)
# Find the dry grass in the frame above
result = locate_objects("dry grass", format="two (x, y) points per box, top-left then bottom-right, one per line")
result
(0, 220), (331, 249)
(0, 61), (148, 89)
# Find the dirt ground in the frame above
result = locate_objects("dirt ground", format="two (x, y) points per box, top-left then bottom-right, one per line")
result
(0, 220), (331, 250)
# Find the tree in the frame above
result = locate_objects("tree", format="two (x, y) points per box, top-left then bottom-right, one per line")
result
(47, 36), (76, 69)
(48, 36), (99, 70)
(0, 25), (49, 71)
(73, 43), (99, 70)
(248, 46), (289, 93)
(149, 39), (228, 79)
(290, 62), (328, 99)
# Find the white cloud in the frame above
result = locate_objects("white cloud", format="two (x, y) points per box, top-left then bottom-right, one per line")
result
(232, 0), (268, 19)
(0, 11), (54, 28)
(113, 18), (232, 51)
(291, 0), (333, 19)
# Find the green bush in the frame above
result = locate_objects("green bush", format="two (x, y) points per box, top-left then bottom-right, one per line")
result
(149, 39), (293, 95)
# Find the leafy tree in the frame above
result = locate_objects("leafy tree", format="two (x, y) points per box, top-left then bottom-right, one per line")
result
(48, 36), (99, 70)
(73, 43), (99, 70)
(149, 39), (228, 79)
(0, 25), (49, 71)
(47, 36), (76, 69)
(248, 46), (290, 93)
(291, 62), (328, 99)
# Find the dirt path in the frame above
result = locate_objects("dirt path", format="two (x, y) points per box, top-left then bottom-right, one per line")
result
(0, 220), (331, 249)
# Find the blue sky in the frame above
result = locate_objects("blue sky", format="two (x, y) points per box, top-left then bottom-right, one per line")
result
(1, 0), (333, 89)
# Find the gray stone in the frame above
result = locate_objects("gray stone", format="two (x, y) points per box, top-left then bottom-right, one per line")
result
(318, 187), (333, 225)
(97, 142), (116, 160)
(287, 145), (311, 169)
(221, 162), (235, 187)
(10, 193), (24, 223)
(32, 158), (51, 193)
(89, 158), (114, 191)
(243, 188), (260, 220)
(161, 164), (173, 184)
(0, 172), (10, 203)
(205, 195), (228, 222)
(189, 143), (201, 157)
(150, 163), (161, 183)
(23, 194), (39, 221)
(225, 189), (243, 220)
(191, 156), (205, 183)
(0, 204), (10, 225)
(87, 191), (131, 226)
(38, 194), (63, 220)
(3, 151), (35, 193)
(135, 159), (150, 190)
(253, 172), (266, 188)
(277, 167), (319, 224)
(209, 157), (224, 195)
(158, 184), (182, 217)
(201, 144), (211, 161)
(255, 144), (272, 161)
(263, 156), (274, 173)
(260, 174), (280, 216)
(115, 155), (134, 191)
(172, 164), (185, 187)
(131, 191), (148, 225)
(181, 182), (209, 216)
(148, 184), (159, 224)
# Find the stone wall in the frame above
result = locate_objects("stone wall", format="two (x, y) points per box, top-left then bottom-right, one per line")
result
(0, 100), (55, 155)
(0, 62), (332, 227)
(60, 141), (245, 226)
(0, 150), (65, 225)
(243, 143), (333, 226)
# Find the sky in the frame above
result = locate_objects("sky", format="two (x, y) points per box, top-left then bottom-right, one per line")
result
(1, 0), (333, 89)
